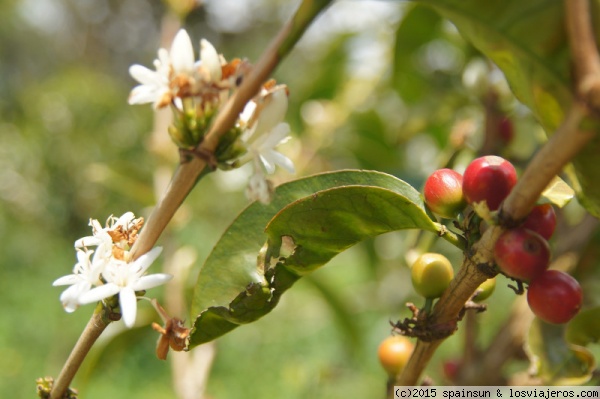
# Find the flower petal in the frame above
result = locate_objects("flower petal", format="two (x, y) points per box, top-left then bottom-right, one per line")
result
(119, 287), (138, 328)
(200, 39), (222, 81)
(262, 150), (295, 174)
(53, 274), (80, 286)
(114, 211), (136, 226)
(254, 87), (288, 136)
(132, 273), (173, 291)
(261, 123), (291, 148)
(74, 235), (103, 248)
(59, 281), (93, 312)
(133, 246), (163, 274)
(78, 283), (120, 304)
(128, 85), (160, 105)
(171, 29), (195, 74)
(129, 64), (161, 85)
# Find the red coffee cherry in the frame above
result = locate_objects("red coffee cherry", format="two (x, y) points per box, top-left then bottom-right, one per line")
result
(494, 228), (550, 282)
(527, 270), (583, 324)
(411, 253), (454, 299)
(462, 155), (517, 211)
(423, 169), (467, 219)
(377, 335), (414, 376)
(523, 204), (557, 240)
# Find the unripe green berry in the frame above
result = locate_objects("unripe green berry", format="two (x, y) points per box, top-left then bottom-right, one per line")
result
(411, 253), (454, 299)
(473, 277), (496, 302)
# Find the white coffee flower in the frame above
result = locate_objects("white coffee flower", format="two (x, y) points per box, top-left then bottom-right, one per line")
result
(128, 29), (226, 110)
(54, 212), (170, 327)
(238, 86), (295, 203)
(240, 86), (295, 174)
(53, 248), (108, 312)
(78, 247), (172, 328)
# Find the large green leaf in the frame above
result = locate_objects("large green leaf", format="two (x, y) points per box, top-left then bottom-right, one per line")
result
(264, 186), (438, 275)
(189, 170), (441, 347)
(414, 0), (600, 217)
(526, 318), (595, 385)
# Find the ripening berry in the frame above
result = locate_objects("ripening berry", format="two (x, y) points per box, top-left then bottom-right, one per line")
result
(527, 270), (582, 324)
(523, 204), (557, 240)
(411, 253), (454, 299)
(423, 169), (467, 219)
(377, 335), (414, 376)
(494, 228), (550, 282)
(462, 155), (517, 211)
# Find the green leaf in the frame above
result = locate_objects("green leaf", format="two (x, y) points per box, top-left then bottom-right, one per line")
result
(392, 5), (443, 103)
(527, 318), (595, 385)
(565, 307), (600, 347)
(264, 186), (438, 275)
(413, 0), (600, 216)
(188, 170), (439, 347)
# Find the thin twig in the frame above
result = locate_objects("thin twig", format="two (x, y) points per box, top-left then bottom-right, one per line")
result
(49, 311), (110, 399)
(499, 104), (591, 224)
(565, 0), (600, 111)
(130, 0), (333, 260)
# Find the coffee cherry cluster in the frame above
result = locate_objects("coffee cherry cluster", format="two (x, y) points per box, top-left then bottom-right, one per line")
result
(422, 156), (583, 324)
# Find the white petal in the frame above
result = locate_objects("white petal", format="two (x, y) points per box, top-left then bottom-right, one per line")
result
(128, 85), (162, 105)
(53, 274), (80, 286)
(119, 287), (138, 328)
(171, 29), (195, 74)
(262, 123), (291, 148)
(115, 212), (136, 226)
(254, 88), (288, 136)
(156, 48), (170, 72)
(74, 235), (102, 248)
(133, 246), (163, 274)
(60, 286), (82, 313)
(200, 39), (222, 81)
(78, 283), (120, 304)
(132, 273), (173, 291)
(239, 100), (257, 126)
(59, 282), (91, 313)
(129, 64), (161, 85)
(258, 153), (276, 175)
(263, 150), (295, 174)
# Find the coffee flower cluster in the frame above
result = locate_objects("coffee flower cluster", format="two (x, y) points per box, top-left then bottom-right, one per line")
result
(128, 29), (295, 203)
(53, 212), (172, 328)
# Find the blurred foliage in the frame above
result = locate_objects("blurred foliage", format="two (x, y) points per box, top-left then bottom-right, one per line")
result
(1, 1), (599, 398)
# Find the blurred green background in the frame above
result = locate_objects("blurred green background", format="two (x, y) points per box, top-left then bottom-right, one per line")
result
(2, 0), (599, 398)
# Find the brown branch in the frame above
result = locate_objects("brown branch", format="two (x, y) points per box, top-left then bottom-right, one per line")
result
(499, 104), (591, 224)
(565, 0), (600, 112)
(130, 17), (296, 261)
(49, 311), (110, 399)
